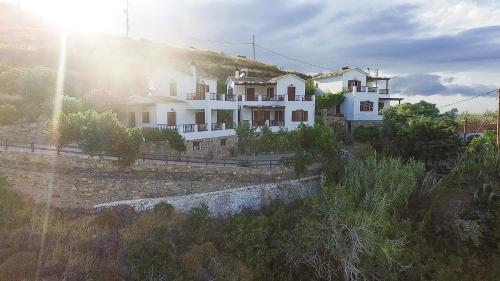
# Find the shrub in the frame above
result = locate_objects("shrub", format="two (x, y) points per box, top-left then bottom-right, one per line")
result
(0, 104), (19, 125)
(235, 122), (257, 154)
(353, 126), (380, 143)
(316, 90), (346, 109)
(126, 240), (176, 281)
(141, 127), (186, 152)
(186, 203), (211, 244)
(153, 202), (175, 217)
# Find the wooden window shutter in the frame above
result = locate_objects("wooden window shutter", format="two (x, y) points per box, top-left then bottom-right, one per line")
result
(303, 111), (308, 121)
(291, 111), (297, 122)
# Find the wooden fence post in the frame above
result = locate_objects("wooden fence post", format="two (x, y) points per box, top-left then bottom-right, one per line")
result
(142, 153), (146, 163)
(4, 139), (7, 150)
(187, 156), (190, 165)
(223, 159), (226, 167)
(269, 160), (272, 168)
(57, 147), (60, 155)
(31, 142), (35, 152)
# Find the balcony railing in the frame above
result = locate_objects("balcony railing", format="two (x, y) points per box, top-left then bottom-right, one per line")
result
(379, 89), (389, 94)
(210, 93), (223, 100)
(226, 95), (236, 101)
(269, 120), (285, 127)
(211, 123), (223, 131)
(347, 87), (390, 95)
(197, 123), (208, 132)
(289, 95), (312, 101)
(158, 124), (178, 130)
(225, 122), (236, 129)
(186, 93), (205, 100)
(182, 124), (195, 133)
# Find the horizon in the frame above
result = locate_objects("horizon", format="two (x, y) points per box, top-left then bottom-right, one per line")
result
(1, 0), (499, 113)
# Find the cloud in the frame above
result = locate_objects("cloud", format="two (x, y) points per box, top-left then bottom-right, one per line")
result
(391, 73), (496, 97)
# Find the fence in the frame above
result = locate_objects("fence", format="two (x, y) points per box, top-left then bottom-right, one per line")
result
(1, 139), (289, 169)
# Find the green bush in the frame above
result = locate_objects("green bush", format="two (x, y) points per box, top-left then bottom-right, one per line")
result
(126, 240), (176, 281)
(0, 177), (24, 227)
(316, 90), (346, 109)
(50, 110), (144, 165)
(141, 127), (186, 152)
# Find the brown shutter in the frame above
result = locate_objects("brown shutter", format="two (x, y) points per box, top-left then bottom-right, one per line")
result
(167, 112), (176, 126)
(291, 111), (297, 122)
(303, 111), (308, 122)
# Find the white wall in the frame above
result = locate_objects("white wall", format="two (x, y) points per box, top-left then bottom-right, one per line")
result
(314, 75), (343, 95)
(149, 67), (195, 98)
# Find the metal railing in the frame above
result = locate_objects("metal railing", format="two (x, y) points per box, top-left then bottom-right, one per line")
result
(186, 93), (205, 100)
(269, 120), (285, 127)
(211, 123), (223, 131)
(210, 93), (223, 100)
(379, 89), (389, 94)
(289, 95), (311, 101)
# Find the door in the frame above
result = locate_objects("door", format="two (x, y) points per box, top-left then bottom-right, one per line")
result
(246, 88), (255, 101)
(167, 112), (176, 126)
(287, 86), (296, 101)
(274, 111), (284, 122)
(195, 111), (205, 124)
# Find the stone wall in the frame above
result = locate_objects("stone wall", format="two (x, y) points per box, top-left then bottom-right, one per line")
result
(95, 175), (322, 217)
(0, 151), (312, 209)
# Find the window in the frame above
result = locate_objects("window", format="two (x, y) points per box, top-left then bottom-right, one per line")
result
(193, 141), (202, 151)
(169, 81), (177, 96)
(220, 139), (226, 146)
(378, 102), (385, 113)
(360, 101), (374, 112)
(291, 110), (308, 122)
(142, 112), (150, 123)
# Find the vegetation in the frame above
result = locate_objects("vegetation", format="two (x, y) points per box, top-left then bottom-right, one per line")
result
(458, 110), (498, 124)
(50, 110), (143, 165)
(141, 127), (187, 152)
(305, 78), (316, 96)
(316, 90), (346, 109)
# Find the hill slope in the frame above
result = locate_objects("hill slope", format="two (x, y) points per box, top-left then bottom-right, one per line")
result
(0, 3), (288, 98)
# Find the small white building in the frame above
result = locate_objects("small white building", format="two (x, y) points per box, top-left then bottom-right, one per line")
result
(312, 67), (402, 122)
(125, 65), (315, 141)
(226, 69), (315, 132)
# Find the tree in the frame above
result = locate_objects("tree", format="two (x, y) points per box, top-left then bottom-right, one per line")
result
(316, 90), (346, 109)
(305, 79), (316, 96)
(382, 101), (461, 162)
(50, 110), (144, 165)
(235, 122), (258, 154)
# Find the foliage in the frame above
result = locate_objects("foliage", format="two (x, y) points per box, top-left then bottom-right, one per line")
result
(382, 101), (461, 162)
(62, 95), (88, 115)
(458, 110), (498, 124)
(141, 127), (187, 152)
(127, 240), (177, 281)
(353, 126), (380, 145)
(468, 129), (496, 152)
(235, 122), (258, 154)
(316, 90), (346, 109)
(52, 110), (144, 165)
(305, 78), (316, 96)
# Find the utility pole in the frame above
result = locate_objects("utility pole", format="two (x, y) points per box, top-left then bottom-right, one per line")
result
(252, 35), (256, 60)
(497, 88), (500, 148)
(124, 0), (130, 37)
(463, 117), (468, 145)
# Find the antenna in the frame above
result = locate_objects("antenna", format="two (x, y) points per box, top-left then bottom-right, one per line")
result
(124, 0), (130, 37)
(252, 35), (256, 60)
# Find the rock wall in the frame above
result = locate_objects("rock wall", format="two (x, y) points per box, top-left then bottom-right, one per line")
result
(0, 151), (313, 209)
(95, 175), (322, 217)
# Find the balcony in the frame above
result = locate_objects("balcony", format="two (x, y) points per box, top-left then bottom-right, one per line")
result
(238, 94), (313, 102)
(269, 120), (285, 127)
(347, 86), (390, 95)
(186, 93), (205, 100)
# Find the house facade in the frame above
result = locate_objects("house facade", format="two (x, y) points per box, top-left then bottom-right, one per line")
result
(125, 65), (315, 142)
(312, 67), (402, 122)
(226, 69), (315, 132)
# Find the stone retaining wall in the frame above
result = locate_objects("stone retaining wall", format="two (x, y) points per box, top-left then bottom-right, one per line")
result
(95, 175), (322, 217)
(0, 151), (314, 209)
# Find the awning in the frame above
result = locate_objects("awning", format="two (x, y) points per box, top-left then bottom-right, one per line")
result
(380, 97), (404, 101)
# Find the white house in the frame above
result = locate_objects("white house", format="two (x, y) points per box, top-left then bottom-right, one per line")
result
(125, 63), (238, 141)
(226, 69), (315, 132)
(312, 67), (402, 122)
(125, 65), (315, 141)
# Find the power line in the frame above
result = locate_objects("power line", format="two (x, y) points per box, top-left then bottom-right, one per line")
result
(188, 37), (252, 45)
(438, 89), (498, 109)
(255, 43), (336, 71)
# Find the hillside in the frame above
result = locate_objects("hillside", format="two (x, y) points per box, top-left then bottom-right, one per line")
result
(0, 3), (288, 98)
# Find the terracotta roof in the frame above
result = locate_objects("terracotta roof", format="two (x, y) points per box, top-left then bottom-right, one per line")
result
(312, 67), (370, 80)
(458, 123), (497, 134)
(232, 73), (305, 85)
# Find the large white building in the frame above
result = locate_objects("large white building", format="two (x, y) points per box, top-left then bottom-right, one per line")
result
(312, 67), (402, 122)
(125, 65), (315, 141)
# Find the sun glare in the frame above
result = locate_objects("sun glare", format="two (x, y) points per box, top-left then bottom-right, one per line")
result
(19, 0), (121, 32)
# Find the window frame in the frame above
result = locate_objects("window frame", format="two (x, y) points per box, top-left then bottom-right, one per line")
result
(360, 101), (374, 112)
(142, 111), (150, 124)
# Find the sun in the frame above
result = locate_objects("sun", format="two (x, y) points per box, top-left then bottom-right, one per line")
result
(17, 0), (121, 33)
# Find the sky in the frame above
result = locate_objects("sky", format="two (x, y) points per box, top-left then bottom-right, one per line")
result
(2, 0), (500, 112)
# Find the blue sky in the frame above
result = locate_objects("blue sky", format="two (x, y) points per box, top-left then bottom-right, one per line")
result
(4, 0), (500, 112)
